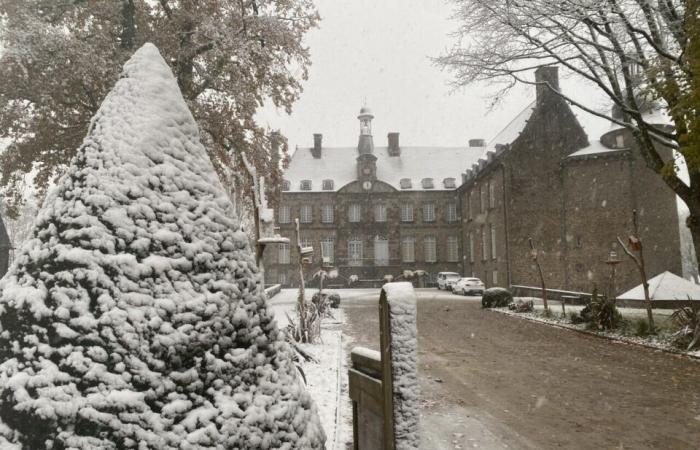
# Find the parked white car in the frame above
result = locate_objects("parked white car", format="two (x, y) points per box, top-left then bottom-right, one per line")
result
(437, 272), (461, 290)
(453, 277), (485, 296)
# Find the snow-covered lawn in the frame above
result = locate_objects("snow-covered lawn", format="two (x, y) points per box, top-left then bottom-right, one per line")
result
(267, 289), (353, 449)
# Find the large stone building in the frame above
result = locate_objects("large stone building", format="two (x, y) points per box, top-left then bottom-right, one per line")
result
(265, 67), (682, 293)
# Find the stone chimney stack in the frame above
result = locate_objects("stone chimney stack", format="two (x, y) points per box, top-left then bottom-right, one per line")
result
(469, 138), (486, 148)
(535, 66), (560, 105)
(312, 133), (322, 158)
(388, 132), (400, 156)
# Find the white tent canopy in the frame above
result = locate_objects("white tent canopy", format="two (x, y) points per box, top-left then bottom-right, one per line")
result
(618, 271), (700, 301)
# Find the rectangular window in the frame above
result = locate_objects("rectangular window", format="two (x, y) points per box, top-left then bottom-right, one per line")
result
(489, 181), (496, 209)
(490, 224), (497, 259)
(374, 238), (389, 266)
(300, 205), (312, 223)
(322, 179), (334, 190)
(492, 270), (498, 286)
(321, 237), (335, 264)
(300, 180), (312, 191)
(446, 236), (459, 262)
(401, 203), (414, 222)
(278, 272), (287, 285)
(348, 204), (361, 222)
(278, 243), (290, 264)
(468, 193), (473, 220)
(278, 205), (291, 224)
(375, 204), (387, 222)
(423, 203), (435, 222)
(424, 236), (437, 263)
(321, 204), (334, 223)
(481, 226), (487, 261)
(446, 203), (457, 222)
(468, 233), (474, 263)
(480, 185), (486, 213)
(402, 237), (415, 263)
(348, 239), (363, 266)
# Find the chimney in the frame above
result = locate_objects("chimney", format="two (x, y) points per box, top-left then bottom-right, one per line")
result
(312, 133), (322, 158)
(388, 132), (400, 156)
(535, 66), (560, 105)
(469, 138), (486, 148)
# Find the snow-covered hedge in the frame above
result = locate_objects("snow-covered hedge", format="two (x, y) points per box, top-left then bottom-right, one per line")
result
(0, 44), (324, 449)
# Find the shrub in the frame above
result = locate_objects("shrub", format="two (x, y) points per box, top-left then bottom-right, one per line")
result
(670, 304), (700, 350)
(508, 298), (534, 313)
(579, 291), (622, 330)
(633, 318), (651, 336)
(569, 311), (584, 324)
(482, 287), (513, 308)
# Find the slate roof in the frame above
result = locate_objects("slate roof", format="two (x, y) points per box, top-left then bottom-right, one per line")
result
(283, 145), (484, 192)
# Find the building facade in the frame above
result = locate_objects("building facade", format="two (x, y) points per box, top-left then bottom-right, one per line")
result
(265, 67), (682, 294)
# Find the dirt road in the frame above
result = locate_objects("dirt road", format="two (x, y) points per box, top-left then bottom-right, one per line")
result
(342, 289), (700, 449)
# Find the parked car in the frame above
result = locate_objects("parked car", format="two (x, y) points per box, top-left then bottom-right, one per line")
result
(437, 272), (461, 290)
(453, 277), (485, 296)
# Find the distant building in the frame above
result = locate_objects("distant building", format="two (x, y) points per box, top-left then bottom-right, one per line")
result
(265, 67), (682, 293)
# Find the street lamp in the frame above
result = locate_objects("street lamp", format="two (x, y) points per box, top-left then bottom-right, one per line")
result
(605, 249), (622, 301)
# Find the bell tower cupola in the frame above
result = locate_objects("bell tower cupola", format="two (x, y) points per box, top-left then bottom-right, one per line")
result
(356, 105), (377, 185)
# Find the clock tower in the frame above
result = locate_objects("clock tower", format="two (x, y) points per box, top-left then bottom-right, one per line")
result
(356, 106), (377, 189)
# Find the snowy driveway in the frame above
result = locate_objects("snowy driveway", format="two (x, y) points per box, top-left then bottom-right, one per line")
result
(341, 288), (700, 450)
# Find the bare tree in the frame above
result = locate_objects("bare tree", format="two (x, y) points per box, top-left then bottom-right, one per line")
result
(438, 0), (700, 268)
(617, 210), (656, 333)
(529, 238), (549, 311)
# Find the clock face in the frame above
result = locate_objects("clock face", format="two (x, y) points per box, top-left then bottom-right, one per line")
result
(362, 181), (372, 191)
(362, 167), (371, 175)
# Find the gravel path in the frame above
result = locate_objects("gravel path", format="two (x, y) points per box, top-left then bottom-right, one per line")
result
(342, 289), (700, 450)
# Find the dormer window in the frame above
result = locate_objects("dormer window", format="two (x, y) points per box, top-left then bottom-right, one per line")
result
(322, 179), (334, 190)
(422, 178), (434, 189)
(281, 180), (290, 191)
(300, 180), (312, 191)
(400, 178), (412, 189)
(443, 178), (456, 189)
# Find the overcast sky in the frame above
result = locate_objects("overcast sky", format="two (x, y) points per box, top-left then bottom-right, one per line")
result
(259, 0), (544, 152)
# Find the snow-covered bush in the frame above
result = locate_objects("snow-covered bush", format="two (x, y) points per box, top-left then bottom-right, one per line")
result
(508, 298), (534, 313)
(0, 44), (324, 449)
(481, 287), (513, 308)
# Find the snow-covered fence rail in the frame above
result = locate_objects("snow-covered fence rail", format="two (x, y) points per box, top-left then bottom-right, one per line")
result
(511, 285), (592, 304)
(349, 282), (419, 450)
(264, 283), (282, 298)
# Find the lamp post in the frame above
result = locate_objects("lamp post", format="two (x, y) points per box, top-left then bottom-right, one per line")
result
(605, 250), (622, 304)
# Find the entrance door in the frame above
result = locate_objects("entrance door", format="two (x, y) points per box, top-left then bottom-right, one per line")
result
(374, 237), (389, 266)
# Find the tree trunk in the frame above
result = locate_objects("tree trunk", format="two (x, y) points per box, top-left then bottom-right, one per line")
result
(120, 0), (136, 50)
(685, 207), (700, 279)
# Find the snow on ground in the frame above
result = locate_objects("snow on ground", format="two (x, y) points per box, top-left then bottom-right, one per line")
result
(267, 289), (354, 449)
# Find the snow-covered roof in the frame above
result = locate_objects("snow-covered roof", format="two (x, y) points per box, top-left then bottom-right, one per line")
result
(568, 104), (674, 158)
(482, 101), (536, 155)
(618, 271), (700, 301)
(284, 145), (484, 192)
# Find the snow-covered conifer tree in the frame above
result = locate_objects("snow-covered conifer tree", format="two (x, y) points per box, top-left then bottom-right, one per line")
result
(0, 43), (324, 450)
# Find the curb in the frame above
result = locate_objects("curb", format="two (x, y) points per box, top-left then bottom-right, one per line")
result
(490, 308), (700, 362)
(332, 329), (344, 450)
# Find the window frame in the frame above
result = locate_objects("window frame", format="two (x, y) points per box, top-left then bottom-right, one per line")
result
(374, 236), (389, 266)
(321, 204), (334, 223)
(322, 179), (334, 191)
(321, 237), (335, 264)
(348, 203), (361, 223)
(374, 204), (387, 222)
(446, 236), (459, 262)
(348, 238), (363, 266)
(400, 203), (414, 222)
(423, 203), (436, 223)
(446, 202), (457, 222)
(278, 243), (290, 264)
(490, 224), (497, 259)
(401, 236), (416, 263)
(278, 205), (291, 224)
(300, 205), (313, 223)
(424, 235), (437, 263)
(300, 179), (312, 191)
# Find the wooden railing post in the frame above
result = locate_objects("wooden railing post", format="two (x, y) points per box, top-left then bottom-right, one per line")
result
(379, 282), (419, 450)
